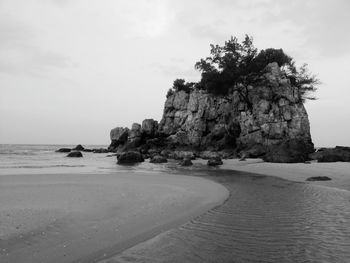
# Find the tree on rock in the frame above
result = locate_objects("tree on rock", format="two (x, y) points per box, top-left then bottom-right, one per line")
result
(175, 35), (319, 102)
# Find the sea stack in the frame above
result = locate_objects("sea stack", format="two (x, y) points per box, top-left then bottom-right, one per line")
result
(108, 63), (314, 163)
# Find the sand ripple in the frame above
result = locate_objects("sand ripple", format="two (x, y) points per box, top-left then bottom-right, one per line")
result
(107, 172), (350, 263)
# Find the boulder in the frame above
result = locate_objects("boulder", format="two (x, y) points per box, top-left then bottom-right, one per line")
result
(207, 157), (223, 166)
(72, 144), (84, 151)
(142, 119), (158, 138)
(56, 148), (71, 153)
(306, 176), (332, 181)
(67, 151), (83, 157)
(117, 151), (144, 164)
(263, 139), (314, 163)
(82, 149), (93, 152)
(129, 123), (142, 140)
(109, 127), (129, 151)
(180, 158), (193, 166)
(309, 147), (350, 162)
(150, 155), (168, 163)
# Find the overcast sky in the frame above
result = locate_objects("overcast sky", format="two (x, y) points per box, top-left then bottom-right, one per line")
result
(1, 0), (349, 146)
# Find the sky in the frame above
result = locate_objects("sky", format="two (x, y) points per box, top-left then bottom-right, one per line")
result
(0, 0), (349, 146)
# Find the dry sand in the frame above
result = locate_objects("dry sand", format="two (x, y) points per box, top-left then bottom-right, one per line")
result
(0, 171), (228, 263)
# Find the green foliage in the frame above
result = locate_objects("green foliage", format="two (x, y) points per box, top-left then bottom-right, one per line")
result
(193, 35), (319, 101)
(172, 79), (195, 93)
(168, 35), (318, 102)
(292, 63), (319, 102)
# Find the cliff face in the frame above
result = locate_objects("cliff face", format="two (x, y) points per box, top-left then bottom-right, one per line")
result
(109, 62), (314, 162)
(158, 63), (313, 159)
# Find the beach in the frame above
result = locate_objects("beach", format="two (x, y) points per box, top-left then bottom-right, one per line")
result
(1, 153), (350, 262)
(0, 171), (228, 263)
(101, 160), (350, 263)
(219, 158), (350, 192)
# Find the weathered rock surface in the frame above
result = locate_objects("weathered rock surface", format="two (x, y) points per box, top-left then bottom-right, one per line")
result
(263, 139), (314, 163)
(67, 151), (83, 157)
(142, 119), (158, 138)
(108, 127), (129, 151)
(309, 146), (350, 162)
(117, 151), (144, 164)
(108, 63), (314, 163)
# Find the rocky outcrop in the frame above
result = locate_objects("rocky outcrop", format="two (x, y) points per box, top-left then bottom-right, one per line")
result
(309, 146), (350, 162)
(142, 119), (158, 138)
(108, 127), (129, 151)
(157, 63), (313, 160)
(108, 63), (314, 163)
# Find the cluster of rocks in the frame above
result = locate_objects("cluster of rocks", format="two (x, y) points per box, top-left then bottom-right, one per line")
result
(56, 144), (109, 158)
(108, 63), (316, 164)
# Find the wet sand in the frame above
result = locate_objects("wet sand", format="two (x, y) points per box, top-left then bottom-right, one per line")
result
(0, 172), (228, 263)
(101, 162), (350, 263)
(218, 159), (350, 192)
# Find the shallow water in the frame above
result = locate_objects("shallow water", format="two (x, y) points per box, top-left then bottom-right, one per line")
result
(106, 171), (350, 263)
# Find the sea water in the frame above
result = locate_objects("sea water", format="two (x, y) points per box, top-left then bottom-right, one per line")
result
(0, 144), (118, 175)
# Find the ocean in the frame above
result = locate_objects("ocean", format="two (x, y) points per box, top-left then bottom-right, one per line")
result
(0, 144), (121, 175)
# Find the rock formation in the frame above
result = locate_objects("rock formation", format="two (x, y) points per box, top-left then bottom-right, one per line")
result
(108, 63), (314, 163)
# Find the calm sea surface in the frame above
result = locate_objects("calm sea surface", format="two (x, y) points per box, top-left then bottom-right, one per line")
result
(0, 144), (117, 175)
(1, 144), (350, 263)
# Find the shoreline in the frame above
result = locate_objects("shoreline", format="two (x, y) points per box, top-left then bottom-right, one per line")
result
(1, 159), (350, 262)
(100, 160), (350, 263)
(216, 158), (350, 192)
(0, 171), (228, 263)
